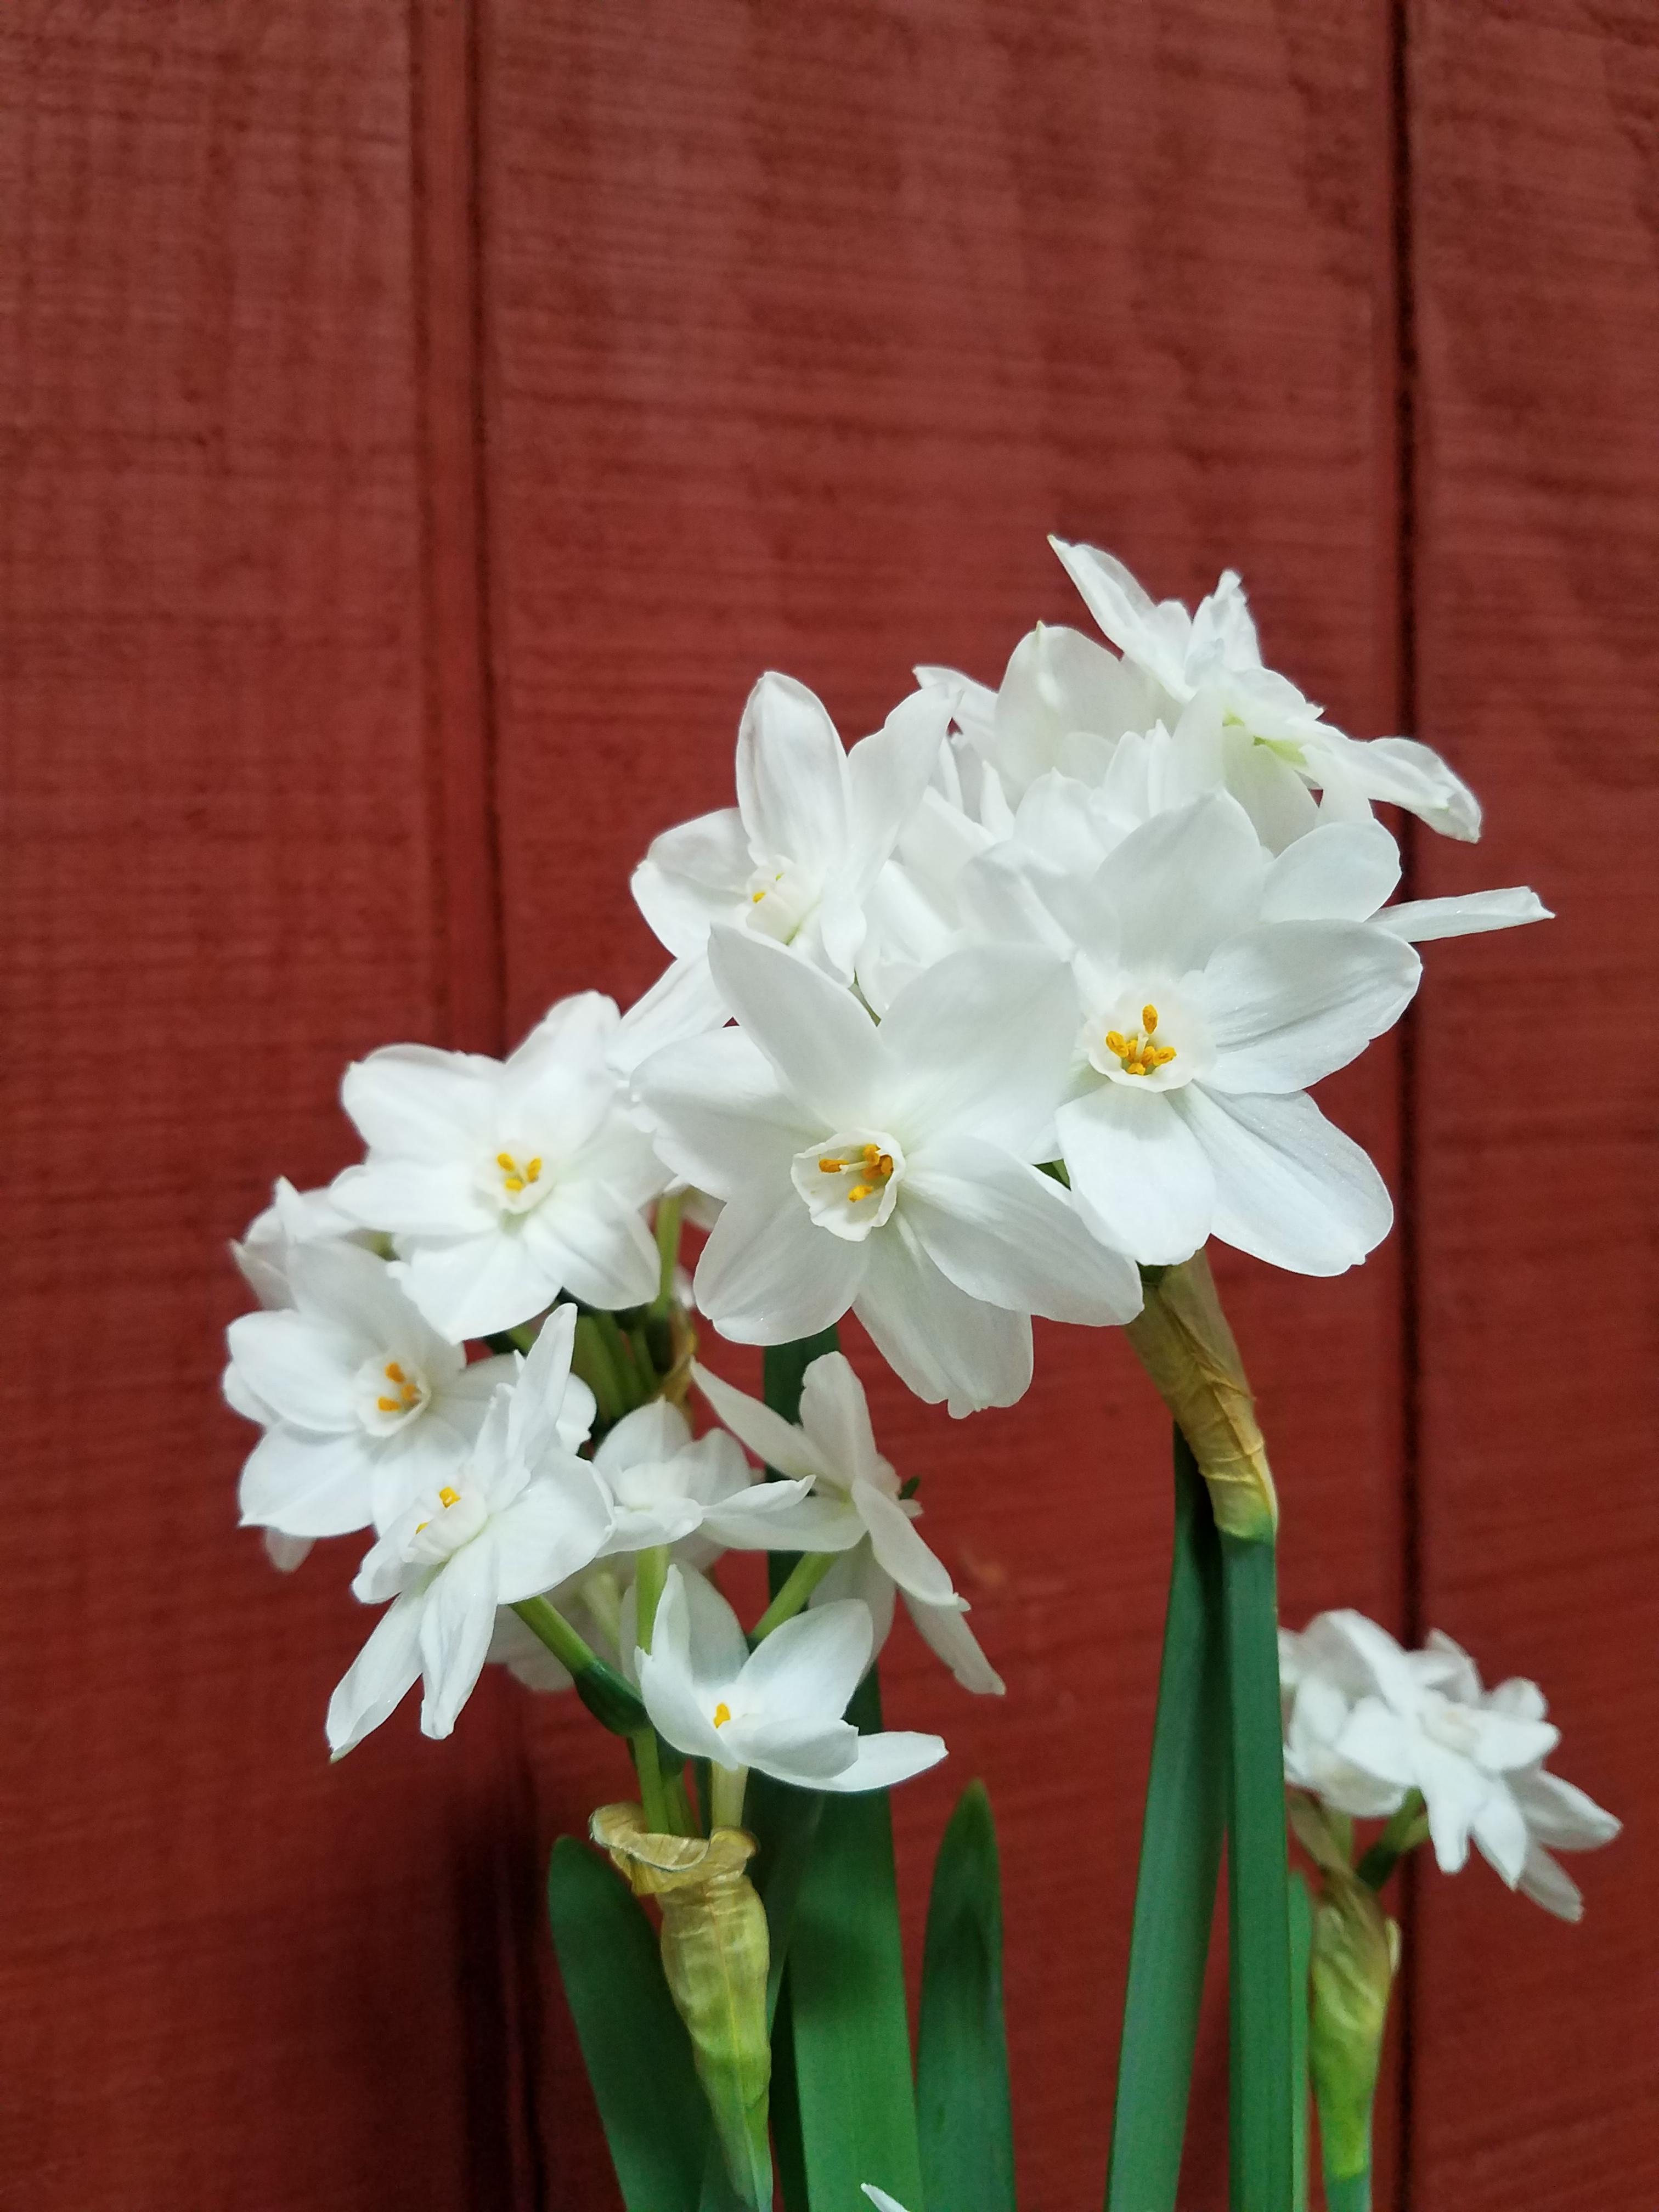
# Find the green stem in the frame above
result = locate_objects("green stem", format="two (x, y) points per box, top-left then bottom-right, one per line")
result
(652, 1190), (685, 1318)
(511, 1595), (647, 1736)
(594, 1310), (650, 1409)
(631, 1727), (676, 1836)
(1104, 1427), (1228, 2212)
(1289, 1873), (1313, 2212)
(710, 1760), (749, 1831)
(1356, 1790), (1428, 1890)
(513, 1593), (600, 1675)
(635, 1544), (670, 1653)
(751, 1550), (838, 1642)
(1221, 1528), (1295, 2212)
(1324, 2170), (1372, 2212)
(573, 1315), (628, 1425)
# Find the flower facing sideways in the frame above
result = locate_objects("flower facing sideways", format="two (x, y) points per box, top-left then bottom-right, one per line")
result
(1282, 1610), (1620, 1920)
(638, 926), (1140, 1415)
(225, 1238), (531, 1545)
(588, 1396), (827, 1559)
(326, 1306), (613, 1753)
(329, 994), (664, 1340)
(637, 1566), (946, 1795)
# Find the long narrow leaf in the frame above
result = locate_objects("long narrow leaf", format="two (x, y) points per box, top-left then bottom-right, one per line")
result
(547, 1836), (709, 2212)
(1105, 1426), (1227, 2212)
(787, 1666), (925, 2212)
(917, 1780), (1015, 2212)
(1289, 1872), (1313, 2212)
(1221, 1530), (1295, 2212)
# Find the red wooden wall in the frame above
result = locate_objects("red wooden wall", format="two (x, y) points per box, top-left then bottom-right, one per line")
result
(0, 4), (1651, 2208)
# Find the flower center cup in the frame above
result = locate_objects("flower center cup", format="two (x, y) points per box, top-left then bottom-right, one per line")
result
(354, 1354), (432, 1437)
(488, 1145), (551, 1217)
(791, 1129), (905, 1242)
(744, 861), (821, 946)
(1084, 987), (1210, 1091)
(405, 1481), (488, 1565)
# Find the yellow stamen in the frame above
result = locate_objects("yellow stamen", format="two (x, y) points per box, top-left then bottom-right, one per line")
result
(1105, 1013), (1177, 1078)
(713, 1701), (731, 1727)
(847, 1182), (873, 1202)
(504, 1175), (524, 1193)
(496, 1151), (515, 1171)
(819, 1156), (844, 1173)
(526, 1157), (542, 1181)
(751, 889), (766, 902)
(1105, 1030), (1128, 1057)
(1142, 1003), (1159, 1033)
(385, 1361), (406, 1384)
(876, 1153), (894, 1177)
(377, 1395), (402, 1412)
(438, 1485), (461, 1510)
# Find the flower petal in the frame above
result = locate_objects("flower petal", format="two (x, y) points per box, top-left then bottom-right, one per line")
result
(1201, 922), (1420, 1093)
(238, 1425), (375, 1537)
(690, 1359), (828, 1481)
(855, 1482), (956, 1606)
(707, 926), (888, 1128)
(1101, 792), (1267, 978)
(904, 1591), (1005, 1696)
(342, 1044), (498, 1160)
(1259, 821), (1402, 922)
(493, 1465), (614, 1604)
(900, 1135), (1143, 1324)
(798, 1351), (883, 1487)
(1372, 888), (1551, 943)
(635, 1022), (813, 1199)
(741, 1598), (873, 1724)
(417, 1540), (502, 1738)
(326, 1588), (428, 1756)
(527, 1187), (660, 1310)
(856, 1211), (1032, 1416)
(394, 1229), (558, 1340)
(695, 1188), (868, 1344)
(815, 1730), (948, 1792)
(1176, 1087), (1393, 1276)
(224, 1310), (361, 1432)
(1056, 1084), (1215, 1268)
(878, 945), (1081, 1158)
(736, 672), (850, 872)
(631, 806), (752, 956)
(1508, 1767), (1621, 1852)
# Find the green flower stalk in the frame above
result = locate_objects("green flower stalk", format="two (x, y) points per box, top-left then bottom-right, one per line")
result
(1291, 1799), (1399, 2212)
(1125, 1251), (1277, 1543)
(591, 1802), (774, 2211)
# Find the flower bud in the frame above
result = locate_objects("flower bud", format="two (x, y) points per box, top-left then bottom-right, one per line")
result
(1126, 1251), (1277, 1540)
(1308, 1863), (1399, 2186)
(591, 1803), (772, 2210)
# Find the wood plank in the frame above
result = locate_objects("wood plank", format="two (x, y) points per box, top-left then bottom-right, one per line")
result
(473, 5), (1409, 2202)
(0, 6), (523, 2204)
(1407, 3), (1659, 2205)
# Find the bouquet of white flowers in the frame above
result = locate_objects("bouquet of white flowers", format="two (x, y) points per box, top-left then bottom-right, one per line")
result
(223, 538), (1616, 2212)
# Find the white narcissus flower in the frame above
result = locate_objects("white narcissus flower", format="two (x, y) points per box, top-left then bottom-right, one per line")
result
(691, 1351), (961, 1611)
(588, 1396), (825, 1558)
(329, 993), (664, 1340)
(1050, 536), (1483, 844)
(631, 675), (951, 1006)
(1285, 1611), (1620, 1921)
(226, 1240), (545, 1541)
(637, 927), (1141, 1415)
(232, 1176), (378, 1309)
(326, 1306), (613, 1753)
(811, 1539), (1004, 1698)
(637, 1566), (946, 1793)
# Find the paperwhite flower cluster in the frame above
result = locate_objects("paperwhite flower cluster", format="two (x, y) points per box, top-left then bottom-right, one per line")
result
(222, 539), (1549, 1815)
(1281, 1610), (1618, 1920)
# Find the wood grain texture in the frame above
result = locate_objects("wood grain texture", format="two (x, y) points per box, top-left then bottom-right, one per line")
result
(1406, 2), (1659, 2205)
(472, 5), (1408, 2203)
(0, 6), (527, 2205)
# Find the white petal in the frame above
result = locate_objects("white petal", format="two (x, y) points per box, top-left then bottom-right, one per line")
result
(815, 1730), (949, 1792)
(1259, 822), (1402, 922)
(1471, 1782), (1532, 1888)
(592, 1398), (693, 1479)
(1414, 1740), (1491, 1874)
(1372, 888), (1552, 943)
(1102, 793), (1267, 977)
(855, 1482), (956, 1605)
(707, 926), (888, 1129)
(741, 1599), (873, 1724)
(631, 808), (752, 956)
(1201, 922), (1420, 1093)
(1516, 1843), (1585, 1922)
(904, 1592), (1005, 1696)
(611, 953), (733, 1071)
(329, 1160), (495, 1239)
(843, 687), (956, 885)
(1347, 733), (1481, 840)
(417, 1541), (505, 1738)
(856, 1212), (1033, 1415)
(690, 1359), (828, 1481)
(327, 1589), (427, 1754)
(900, 1136), (1142, 1323)
(879, 945), (1081, 1158)
(798, 1351), (882, 1486)
(224, 1311), (359, 1432)
(736, 672), (850, 872)
(700, 1485), (863, 1553)
(493, 1467), (614, 1604)
(695, 1188), (867, 1344)
(636, 1022), (812, 1200)
(1048, 537), (1194, 698)
(528, 1187), (659, 1310)
(1509, 1767), (1621, 1852)
(395, 1230), (558, 1340)
(1056, 1084), (1215, 1268)
(342, 1044), (498, 1160)
(238, 1425), (375, 1537)
(1177, 1087), (1393, 1276)
(664, 1562), (751, 1688)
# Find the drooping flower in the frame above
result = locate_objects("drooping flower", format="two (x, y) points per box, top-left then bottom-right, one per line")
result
(1032, 792), (1419, 1274)
(1283, 1610), (1620, 1920)
(1049, 537), (1483, 844)
(326, 1306), (613, 1752)
(631, 674), (953, 1026)
(691, 1351), (962, 1610)
(225, 1239), (535, 1543)
(636, 1566), (946, 1793)
(637, 926), (1141, 1414)
(329, 993), (664, 1340)
(588, 1396), (826, 1558)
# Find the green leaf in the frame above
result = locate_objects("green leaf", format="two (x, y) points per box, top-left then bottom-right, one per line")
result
(917, 1780), (1015, 2212)
(1221, 1528), (1295, 2212)
(1289, 1872), (1313, 2212)
(546, 1836), (710, 2212)
(1105, 1426), (1228, 2212)
(786, 1668), (925, 2212)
